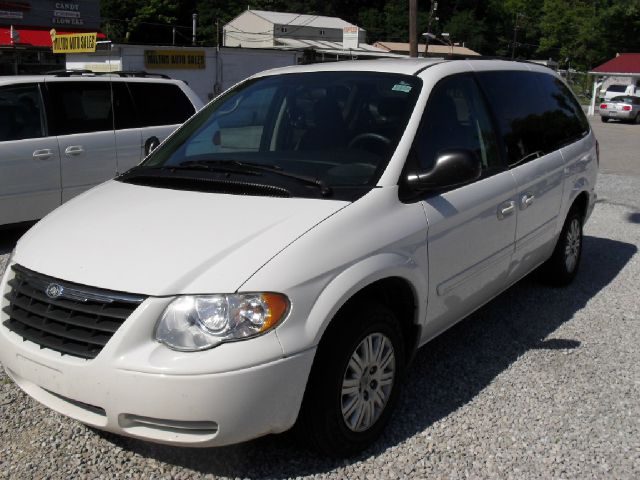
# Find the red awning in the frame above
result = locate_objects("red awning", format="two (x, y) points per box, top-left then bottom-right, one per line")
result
(0, 27), (106, 47)
(591, 53), (640, 75)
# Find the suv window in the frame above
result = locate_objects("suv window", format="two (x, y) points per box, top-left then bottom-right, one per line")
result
(47, 81), (113, 135)
(112, 82), (138, 130)
(186, 86), (277, 155)
(127, 82), (195, 127)
(414, 73), (501, 173)
(537, 74), (589, 146)
(476, 71), (587, 167)
(0, 84), (46, 141)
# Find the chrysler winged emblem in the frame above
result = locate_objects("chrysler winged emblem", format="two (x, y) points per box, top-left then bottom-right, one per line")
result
(45, 283), (64, 299)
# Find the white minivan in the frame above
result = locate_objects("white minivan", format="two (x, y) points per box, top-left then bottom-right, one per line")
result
(0, 59), (598, 456)
(0, 72), (203, 226)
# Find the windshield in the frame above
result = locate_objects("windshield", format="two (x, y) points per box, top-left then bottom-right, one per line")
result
(124, 71), (421, 201)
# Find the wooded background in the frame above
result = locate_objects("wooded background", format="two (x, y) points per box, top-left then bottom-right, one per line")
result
(100, 0), (640, 72)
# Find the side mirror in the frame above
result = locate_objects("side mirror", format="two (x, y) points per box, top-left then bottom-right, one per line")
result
(144, 136), (160, 156)
(405, 148), (482, 193)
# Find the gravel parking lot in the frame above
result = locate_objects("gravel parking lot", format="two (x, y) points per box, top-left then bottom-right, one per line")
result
(1, 119), (638, 479)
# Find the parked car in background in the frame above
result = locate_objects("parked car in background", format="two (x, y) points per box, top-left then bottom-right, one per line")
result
(0, 59), (598, 456)
(0, 72), (203, 226)
(601, 84), (628, 101)
(599, 95), (640, 123)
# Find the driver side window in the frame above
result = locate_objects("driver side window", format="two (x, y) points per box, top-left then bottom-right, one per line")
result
(415, 74), (500, 174)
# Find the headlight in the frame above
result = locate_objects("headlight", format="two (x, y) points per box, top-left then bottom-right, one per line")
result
(155, 293), (289, 351)
(3, 248), (15, 270)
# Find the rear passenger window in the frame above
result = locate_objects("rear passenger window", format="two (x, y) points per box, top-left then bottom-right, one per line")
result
(127, 83), (195, 127)
(112, 82), (138, 130)
(476, 71), (589, 167)
(47, 82), (113, 135)
(0, 84), (46, 141)
(415, 74), (501, 173)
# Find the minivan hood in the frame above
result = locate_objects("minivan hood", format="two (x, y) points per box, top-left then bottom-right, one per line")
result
(15, 181), (349, 296)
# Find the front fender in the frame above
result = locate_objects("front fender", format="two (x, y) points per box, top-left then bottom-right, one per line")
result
(275, 252), (427, 356)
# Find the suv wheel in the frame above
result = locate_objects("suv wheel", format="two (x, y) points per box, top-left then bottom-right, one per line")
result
(540, 209), (583, 286)
(297, 303), (404, 456)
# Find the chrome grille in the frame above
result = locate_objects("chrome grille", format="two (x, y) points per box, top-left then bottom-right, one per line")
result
(2, 265), (145, 359)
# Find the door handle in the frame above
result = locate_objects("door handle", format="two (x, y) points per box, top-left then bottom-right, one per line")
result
(497, 201), (515, 220)
(65, 145), (84, 156)
(32, 149), (53, 160)
(521, 193), (535, 209)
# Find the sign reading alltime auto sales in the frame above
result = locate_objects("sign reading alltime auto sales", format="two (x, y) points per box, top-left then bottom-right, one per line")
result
(51, 29), (97, 53)
(144, 50), (206, 69)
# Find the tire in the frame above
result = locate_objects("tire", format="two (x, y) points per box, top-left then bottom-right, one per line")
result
(635, 113), (640, 124)
(540, 209), (583, 286)
(600, 116), (609, 123)
(296, 303), (405, 456)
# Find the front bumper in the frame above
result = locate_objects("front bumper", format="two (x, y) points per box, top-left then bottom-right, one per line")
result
(0, 266), (315, 447)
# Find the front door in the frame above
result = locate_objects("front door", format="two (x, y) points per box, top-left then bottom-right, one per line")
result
(0, 83), (61, 224)
(412, 73), (517, 339)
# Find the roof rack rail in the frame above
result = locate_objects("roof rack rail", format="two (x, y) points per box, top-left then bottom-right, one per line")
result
(46, 69), (95, 76)
(107, 71), (171, 79)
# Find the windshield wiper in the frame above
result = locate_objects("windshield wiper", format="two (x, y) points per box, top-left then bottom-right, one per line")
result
(171, 160), (261, 176)
(178, 159), (333, 197)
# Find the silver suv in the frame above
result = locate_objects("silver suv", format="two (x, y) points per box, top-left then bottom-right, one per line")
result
(0, 72), (203, 225)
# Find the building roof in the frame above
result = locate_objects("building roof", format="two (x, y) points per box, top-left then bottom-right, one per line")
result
(249, 10), (359, 30)
(591, 53), (640, 75)
(374, 41), (480, 56)
(275, 37), (395, 55)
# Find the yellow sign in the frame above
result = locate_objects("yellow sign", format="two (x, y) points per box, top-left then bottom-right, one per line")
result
(144, 50), (206, 69)
(50, 30), (97, 53)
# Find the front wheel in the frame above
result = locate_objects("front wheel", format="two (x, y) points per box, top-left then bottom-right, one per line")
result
(297, 303), (405, 456)
(540, 210), (583, 286)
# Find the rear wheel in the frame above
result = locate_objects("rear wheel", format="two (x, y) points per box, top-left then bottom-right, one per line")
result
(635, 112), (640, 124)
(540, 209), (583, 286)
(297, 303), (405, 456)
(600, 116), (609, 123)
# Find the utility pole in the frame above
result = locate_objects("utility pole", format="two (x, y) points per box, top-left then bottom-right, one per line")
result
(511, 13), (523, 59)
(192, 13), (198, 46)
(424, 0), (438, 57)
(409, 0), (417, 57)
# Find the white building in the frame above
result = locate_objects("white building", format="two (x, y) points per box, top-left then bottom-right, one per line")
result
(66, 44), (301, 103)
(223, 10), (395, 59)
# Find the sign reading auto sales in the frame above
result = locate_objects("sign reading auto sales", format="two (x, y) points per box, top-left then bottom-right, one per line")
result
(51, 29), (97, 53)
(144, 50), (206, 69)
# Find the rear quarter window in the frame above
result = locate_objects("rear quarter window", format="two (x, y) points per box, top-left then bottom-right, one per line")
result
(127, 82), (195, 127)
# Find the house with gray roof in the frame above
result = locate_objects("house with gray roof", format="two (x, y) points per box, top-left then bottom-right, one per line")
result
(223, 10), (396, 60)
